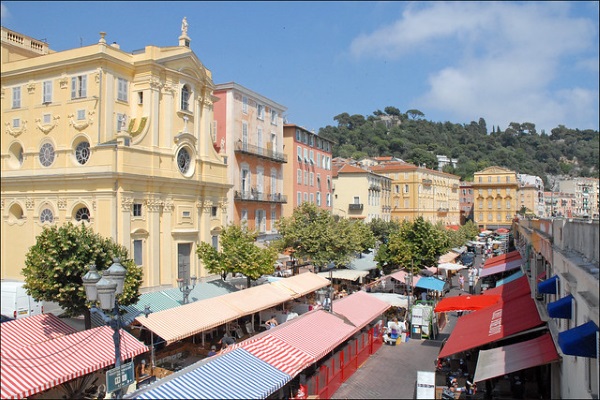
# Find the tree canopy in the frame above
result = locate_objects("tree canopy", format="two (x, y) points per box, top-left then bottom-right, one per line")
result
(319, 107), (599, 184)
(274, 203), (375, 269)
(23, 222), (142, 329)
(196, 224), (278, 288)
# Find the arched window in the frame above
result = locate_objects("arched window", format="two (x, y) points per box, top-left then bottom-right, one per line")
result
(75, 141), (90, 165)
(39, 142), (55, 167)
(40, 208), (54, 223)
(181, 85), (190, 111)
(75, 207), (90, 222)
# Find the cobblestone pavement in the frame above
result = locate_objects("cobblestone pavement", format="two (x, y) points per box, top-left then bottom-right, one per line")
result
(331, 258), (482, 399)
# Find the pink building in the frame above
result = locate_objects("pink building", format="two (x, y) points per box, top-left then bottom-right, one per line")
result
(213, 83), (287, 238)
(282, 124), (335, 217)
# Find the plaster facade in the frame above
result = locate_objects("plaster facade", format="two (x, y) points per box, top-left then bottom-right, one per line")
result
(1, 26), (229, 289)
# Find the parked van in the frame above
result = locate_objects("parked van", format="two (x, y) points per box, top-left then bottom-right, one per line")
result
(1, 281), (43, 320)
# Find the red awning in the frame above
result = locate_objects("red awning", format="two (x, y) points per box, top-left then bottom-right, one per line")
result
(483, 275), (531, 301)
(434, 294), (501, 312)
(438, 294), (543, 359)
(223, 334), (314, 377)
(0, 313), (77, 352)
(0, 326), (148, 399)
(474, 333), (559, 382)
(483, 250), (522, 268)
(332, 291), (390, 330)
(269, 310), (356, 361)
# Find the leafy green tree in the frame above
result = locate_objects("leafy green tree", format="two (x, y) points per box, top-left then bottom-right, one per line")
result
(196, 224), (277, 288)
(384, 106), (401, 116)
(274, 203), (363, 270)
(368, 218), (400, 244)
(406, 109), (425, 120)
(385, 217), (449, 272)
(23, 222), (142, 330)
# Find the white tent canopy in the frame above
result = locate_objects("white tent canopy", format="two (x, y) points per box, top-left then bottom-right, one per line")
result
(438, 263), (467, 271)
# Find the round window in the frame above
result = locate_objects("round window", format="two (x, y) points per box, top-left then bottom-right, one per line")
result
(40, 208), (54, 223)
(177, 147), (191, 174)
(39, 143), (55, 167)
(75, 141), (90, 165)
(75, 207), (90, 222)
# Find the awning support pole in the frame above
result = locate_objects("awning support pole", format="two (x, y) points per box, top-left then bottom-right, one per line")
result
(151, 331), (155, 371)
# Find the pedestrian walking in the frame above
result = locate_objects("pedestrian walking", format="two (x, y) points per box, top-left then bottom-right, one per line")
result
(468, 270), (475, 294)
(459, 274), (465, 291)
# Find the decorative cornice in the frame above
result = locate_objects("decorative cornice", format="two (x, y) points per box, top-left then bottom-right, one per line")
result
(35, 115), (60, 134)
(149, 77), (163, 90)
(57, 199), (67, 210)
(121, 197), (134, 211)
(162, 84), (176, 95)
(59, 76), (69, 89)
(163, 199), (174, 213)
(25, 198), (35, 210)
(5, 120), (27, 137)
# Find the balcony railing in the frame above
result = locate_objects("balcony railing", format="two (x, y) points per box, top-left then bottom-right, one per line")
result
(234, 141), (287, 163)
(437, 207), (449, 213)
(234, 190), (287, 203)
(369, 184), (381, 191)
(422, 179), (433, 186)
(349, 203), (364, 211)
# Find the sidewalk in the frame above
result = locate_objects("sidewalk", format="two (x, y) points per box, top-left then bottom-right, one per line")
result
(331, 267), (474, 399)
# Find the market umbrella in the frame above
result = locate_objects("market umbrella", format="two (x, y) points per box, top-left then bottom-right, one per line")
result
(434, 294), (501, 312)
(438, 263), (467, 271)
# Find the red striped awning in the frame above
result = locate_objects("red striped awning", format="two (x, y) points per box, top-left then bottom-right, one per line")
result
(483, 250), (522, 268)
(0, 314), (77, 352)
(235, 334), (314, 377)
(269, 310), (356, 360)
(332, 291), (390, 330)
(0, 326), (148, 399)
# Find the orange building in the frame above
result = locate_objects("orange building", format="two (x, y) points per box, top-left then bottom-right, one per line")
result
(282, 125), (335, 217)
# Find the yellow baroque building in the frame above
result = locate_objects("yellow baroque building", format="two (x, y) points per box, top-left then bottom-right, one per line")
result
(472, 166), (519, 230)
(1, 26), (229, 290)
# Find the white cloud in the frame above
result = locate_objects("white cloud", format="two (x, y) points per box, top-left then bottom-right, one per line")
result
(350, 1), (599, 131)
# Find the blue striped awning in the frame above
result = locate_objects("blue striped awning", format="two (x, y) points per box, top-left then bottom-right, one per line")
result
(548, 294), (573, 319)
(134, 348), (291, 399)
(495, 270), (524, 287)
(538, 275), (559, 294)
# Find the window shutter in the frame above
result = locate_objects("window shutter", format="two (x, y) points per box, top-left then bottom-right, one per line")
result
(71, 77), (77, 99)
(81, 75), (87, 98)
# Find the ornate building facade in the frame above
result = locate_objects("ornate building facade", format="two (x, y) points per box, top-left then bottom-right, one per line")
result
(1, 25), (229, 290)
(472, 166), (519, 230)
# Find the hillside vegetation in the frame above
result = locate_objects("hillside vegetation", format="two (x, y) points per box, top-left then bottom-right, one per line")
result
(317, 107), (599, 188)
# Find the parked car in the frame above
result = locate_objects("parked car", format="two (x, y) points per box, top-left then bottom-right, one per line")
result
(460, 252), (476, 268)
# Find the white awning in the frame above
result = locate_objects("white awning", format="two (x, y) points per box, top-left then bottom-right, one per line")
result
(317, 269), (369, 282)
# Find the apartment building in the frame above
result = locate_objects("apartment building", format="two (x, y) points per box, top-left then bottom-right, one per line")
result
(331, 163), (391, 222)
(517, 174), (545, 217)
(515, 217), (599, 399)
(556, 177), (599, 219)
(472, 166), (519, 230)
(370, 161), (461, 225)
(1, 25), (229, 288)
(459, 182), (474, 224)
(282, 125), (334, 217)
(213, 83), (287, 238)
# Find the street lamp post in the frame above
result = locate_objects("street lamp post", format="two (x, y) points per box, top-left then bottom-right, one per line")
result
(177, 275), (197, 305)
(82, 259), (151, 399)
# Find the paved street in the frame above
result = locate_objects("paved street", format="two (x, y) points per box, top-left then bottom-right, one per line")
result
(332, 258), (480, 399)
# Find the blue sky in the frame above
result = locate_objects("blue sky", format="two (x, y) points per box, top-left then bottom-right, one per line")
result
(2, 1), (598, 134)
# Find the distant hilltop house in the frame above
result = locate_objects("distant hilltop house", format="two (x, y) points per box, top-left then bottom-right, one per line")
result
(436, 155), (458, 171)
(374, 114), (402, 129)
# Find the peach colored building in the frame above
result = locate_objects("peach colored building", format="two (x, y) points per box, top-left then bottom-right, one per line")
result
(459, 182), (475, 224)
(213, 83), (287, 238)
(282, 125), (334, 217)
